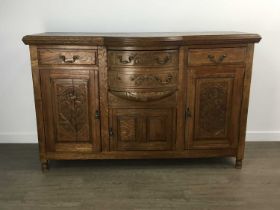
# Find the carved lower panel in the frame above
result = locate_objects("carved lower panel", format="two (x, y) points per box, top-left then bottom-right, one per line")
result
(147, 117), (166, 142)
(118, 117), (137, 142)
(52, 79), (89, 142)
(111, 108), (174, 151)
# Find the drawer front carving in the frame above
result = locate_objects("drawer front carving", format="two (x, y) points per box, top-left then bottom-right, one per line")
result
(108, 92), (176, 107)
(38, 49), (97, 65)
(110, 89), (176, 102)
(108, 50), (178, 67)
(188, 48), (246, 65)
(109, 71), (178, 89)
(110, 108), (174, 151)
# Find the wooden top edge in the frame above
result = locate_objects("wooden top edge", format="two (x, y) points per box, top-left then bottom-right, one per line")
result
(22, 32), (262, 46)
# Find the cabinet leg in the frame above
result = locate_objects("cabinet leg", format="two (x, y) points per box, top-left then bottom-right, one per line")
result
(41, 160), (49, 172)
(235, 159), (242, 169)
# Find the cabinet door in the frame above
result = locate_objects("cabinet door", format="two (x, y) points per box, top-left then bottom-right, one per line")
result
(40, 69), (100, 152)
(110, 108), (175, 151)
(186, 66), (244, 149)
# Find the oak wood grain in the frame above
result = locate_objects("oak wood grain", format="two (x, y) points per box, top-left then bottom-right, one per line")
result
(237, 44), (255, 163)
(29, 46), (47, 165)
(38, 48), (97, 65)
(22, 32), (261, 46)
(23, 32), (261, 170)
(188, 47), (246, 66)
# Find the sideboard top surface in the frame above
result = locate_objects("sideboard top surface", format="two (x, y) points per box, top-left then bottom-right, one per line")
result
(22, 32), (261, 46)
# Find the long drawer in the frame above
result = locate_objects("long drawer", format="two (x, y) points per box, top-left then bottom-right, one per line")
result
(108, 50), (178, 67)
(109, 70), (178, 89)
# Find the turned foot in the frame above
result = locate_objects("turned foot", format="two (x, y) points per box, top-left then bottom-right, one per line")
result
(41, 161), (49, 172)
(235, 159), (242, 169)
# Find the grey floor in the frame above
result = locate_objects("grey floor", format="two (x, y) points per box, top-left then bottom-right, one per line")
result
(0, 142), (280, 210)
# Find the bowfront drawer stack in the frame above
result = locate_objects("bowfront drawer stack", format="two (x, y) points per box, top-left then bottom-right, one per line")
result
(107, 49), (179, 151)
(108, 50), (178, 101)
(22, 32), (261, 170)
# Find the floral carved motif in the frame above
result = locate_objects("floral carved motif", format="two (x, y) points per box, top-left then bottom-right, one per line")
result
(110, 89), (176, 102)
(56, 81), (88, 134)
(130, 73), (174, 86)
(198, 81), (229, 138)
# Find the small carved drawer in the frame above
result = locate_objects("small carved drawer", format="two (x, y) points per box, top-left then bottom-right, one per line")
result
(108, 50), (178, 67)
(38, 48), (97, 65)
(188, 47), (246, 66)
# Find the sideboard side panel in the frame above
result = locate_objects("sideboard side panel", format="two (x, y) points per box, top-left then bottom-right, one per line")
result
(29, 46), (47, 165)
(237, 44), (255, 163)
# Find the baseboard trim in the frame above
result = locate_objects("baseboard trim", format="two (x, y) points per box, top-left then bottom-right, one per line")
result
(245, 131), (280, 141)
(0, 131), (279, 143)
(0, 133), (37, 143)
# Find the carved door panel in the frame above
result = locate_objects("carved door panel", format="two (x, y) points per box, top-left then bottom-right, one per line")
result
(186, 66), (244, 149)
(110, 108), (175, 151)
(40, 69), (100, 152)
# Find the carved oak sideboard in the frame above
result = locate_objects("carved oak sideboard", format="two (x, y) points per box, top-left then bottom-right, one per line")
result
(22, 32), (261, 170)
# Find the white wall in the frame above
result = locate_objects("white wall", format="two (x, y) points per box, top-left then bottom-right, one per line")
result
(0, 0), (279, 142)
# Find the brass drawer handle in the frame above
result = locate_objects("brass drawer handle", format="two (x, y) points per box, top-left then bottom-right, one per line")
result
(59, 55), (79, 64)
(118, 55), (135, 64)
(156, 56), (170, 65)
(208, 54), (227, 64)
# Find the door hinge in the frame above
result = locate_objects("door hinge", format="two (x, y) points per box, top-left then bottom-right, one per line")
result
(109, 128), (113, 136)
(95, 110), (100, 119)
(185, 107), (192, 120)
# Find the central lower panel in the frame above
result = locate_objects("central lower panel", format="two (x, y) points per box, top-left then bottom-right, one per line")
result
(108, 49), (179, 151)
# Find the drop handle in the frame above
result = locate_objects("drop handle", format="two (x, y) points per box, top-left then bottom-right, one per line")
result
(185, 107), (192, 119)
(59, 55), (79, 63)
(109, 128), (114, 136)
(156, 56), (170, 65)
(118, 55), (134, 64)
(208, 54), (227, 64)
(95, 110), (100, 119)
